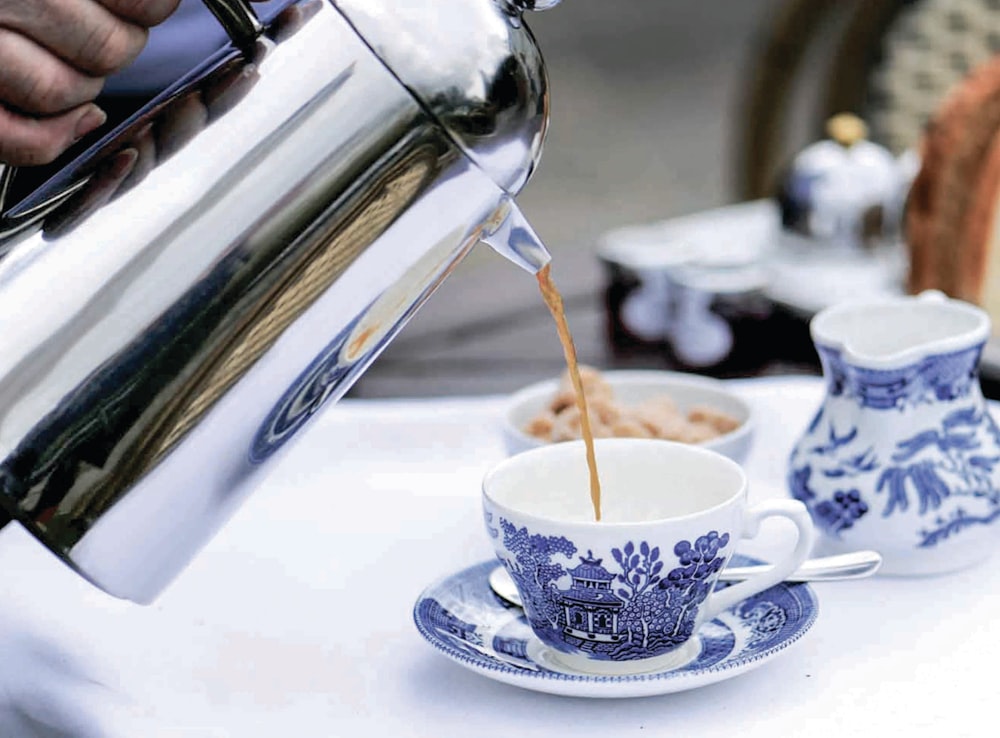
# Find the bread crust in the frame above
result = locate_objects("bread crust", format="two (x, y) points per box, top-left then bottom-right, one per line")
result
(958, 126), (1000, 302)
(905, 130), (941, 293)
(905, 54), (1000, 299)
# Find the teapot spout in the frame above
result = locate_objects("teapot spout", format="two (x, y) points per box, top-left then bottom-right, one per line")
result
(480, 195), (551, 274)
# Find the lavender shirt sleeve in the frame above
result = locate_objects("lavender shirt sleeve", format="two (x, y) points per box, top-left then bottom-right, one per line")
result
(104, 0), (288, 95)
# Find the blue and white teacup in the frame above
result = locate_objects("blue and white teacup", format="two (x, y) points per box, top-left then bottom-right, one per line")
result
(483, 438), (814, 675)
(789, 290), (1000, 575)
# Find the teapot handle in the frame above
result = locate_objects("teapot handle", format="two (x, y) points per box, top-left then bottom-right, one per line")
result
(0, 164), (13, 216)
(202, 0), (264, 55)
(0, 1), (264, 219)
(501, 0), (563, 10)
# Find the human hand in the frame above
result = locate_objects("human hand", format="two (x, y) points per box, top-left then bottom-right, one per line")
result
(0, 0), (183, 167)
(38, 0), (323, 237)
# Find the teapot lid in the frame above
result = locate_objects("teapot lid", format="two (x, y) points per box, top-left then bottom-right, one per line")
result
(784, 113), (898, 188)
(332, 0), (558, 194)
(776, 113), (904, 248)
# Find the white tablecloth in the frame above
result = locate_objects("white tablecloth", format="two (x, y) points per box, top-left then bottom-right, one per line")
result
(0, 376), (992, 736)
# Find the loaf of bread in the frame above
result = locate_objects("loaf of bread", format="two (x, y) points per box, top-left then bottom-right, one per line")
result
(905, 54), (1000, 307)
(961, 125), (1000, 321)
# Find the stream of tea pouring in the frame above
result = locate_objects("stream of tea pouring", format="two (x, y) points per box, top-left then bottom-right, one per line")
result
(480, 195), (604, 521)
(476, 196), (885, 608)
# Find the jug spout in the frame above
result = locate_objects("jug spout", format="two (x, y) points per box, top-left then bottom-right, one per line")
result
(810, 290), (990, 369)
(480, 195), (551, 273)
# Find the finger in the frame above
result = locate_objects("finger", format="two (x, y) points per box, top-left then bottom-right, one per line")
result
(96, 0), (182, 28)
(117, 123), (157, 195)
(2, 1), (148, 77)
(0, 104), (107, 167)
(155, 93), (208, 161)
(0, 29), (105, 116)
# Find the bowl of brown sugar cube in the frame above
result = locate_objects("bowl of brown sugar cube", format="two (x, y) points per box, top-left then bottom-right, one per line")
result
(500, 367), (754, 463)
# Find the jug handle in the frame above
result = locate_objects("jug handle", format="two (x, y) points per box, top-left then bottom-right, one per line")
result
(0, 0), (264, 225)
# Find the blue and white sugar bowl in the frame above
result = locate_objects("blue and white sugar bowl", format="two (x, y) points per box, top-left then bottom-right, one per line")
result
(788, 290), (1000, 575)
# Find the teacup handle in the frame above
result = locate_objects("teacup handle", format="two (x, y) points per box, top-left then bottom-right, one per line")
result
(704, 499), (815, 620)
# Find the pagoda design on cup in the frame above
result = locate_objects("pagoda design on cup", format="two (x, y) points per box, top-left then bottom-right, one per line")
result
(489, 514), (731, 663)
(559, 553), (626, 645)
(483, 437), (815, 674)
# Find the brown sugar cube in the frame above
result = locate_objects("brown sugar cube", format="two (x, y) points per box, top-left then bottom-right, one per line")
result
(643, 416), (689, 441)
(636, 395), (684, 417)
(687, 405), (741, 434)
(548, 389), (578, 414)
(610, 418), (654, 438)
(550, 406), (583, 441)
(557, 365), (614, 399)
(550, 406), (613, 442)
(550, 366), (616, 414)
(524, 411), (556, 441)
(634, 401), (687, 439)
(674, 421), (719, 444)
(588, 396), (623, 426)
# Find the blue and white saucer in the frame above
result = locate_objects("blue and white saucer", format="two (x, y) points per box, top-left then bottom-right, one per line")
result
(413, 557), (819, 698)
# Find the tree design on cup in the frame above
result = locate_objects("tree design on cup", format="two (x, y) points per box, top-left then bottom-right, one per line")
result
(497, 518), (731, 662)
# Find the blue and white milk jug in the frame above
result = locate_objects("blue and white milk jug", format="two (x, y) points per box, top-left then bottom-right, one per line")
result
(788, 291), (1000, 575)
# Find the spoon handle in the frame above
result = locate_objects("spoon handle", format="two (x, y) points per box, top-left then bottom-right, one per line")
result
(719, 550), (882, 583)
(488, 550), (883, 610)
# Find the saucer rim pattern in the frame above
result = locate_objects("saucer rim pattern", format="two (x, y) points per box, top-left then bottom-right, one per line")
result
(413, 557), (819, 697)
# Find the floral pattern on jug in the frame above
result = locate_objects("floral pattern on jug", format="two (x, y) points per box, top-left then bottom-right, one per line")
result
(816, 344), (984, 409)
(788, 291), (1000, 575)
(490, 515), (731, 662)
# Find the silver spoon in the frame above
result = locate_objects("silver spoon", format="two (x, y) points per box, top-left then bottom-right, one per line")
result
(487, 550), (883, 609)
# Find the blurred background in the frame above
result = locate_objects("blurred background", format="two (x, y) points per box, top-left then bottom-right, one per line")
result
(12, 0), (997, 398)
(354, 0), (787, 397)
(349, 0), (1000, 398)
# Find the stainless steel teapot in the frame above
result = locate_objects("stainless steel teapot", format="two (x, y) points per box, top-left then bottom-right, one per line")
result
(0, 0), (558, 603)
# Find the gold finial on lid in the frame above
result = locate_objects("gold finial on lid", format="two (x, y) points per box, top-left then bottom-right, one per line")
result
(826, 113), (869, 147)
